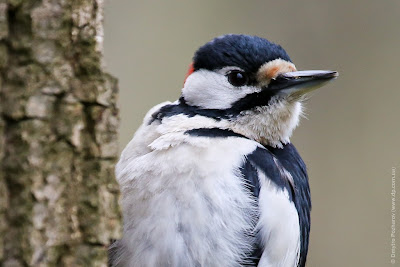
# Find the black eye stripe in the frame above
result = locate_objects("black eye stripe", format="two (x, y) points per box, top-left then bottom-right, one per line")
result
(226, 70), (249, 87)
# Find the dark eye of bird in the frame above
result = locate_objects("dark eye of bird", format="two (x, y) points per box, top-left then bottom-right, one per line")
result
(226, 70), (249, 87)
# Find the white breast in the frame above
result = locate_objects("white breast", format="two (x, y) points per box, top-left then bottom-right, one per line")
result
(114, 128), (260, 267)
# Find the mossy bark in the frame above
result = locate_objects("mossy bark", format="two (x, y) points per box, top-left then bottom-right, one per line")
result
(0, 0), (121, 266)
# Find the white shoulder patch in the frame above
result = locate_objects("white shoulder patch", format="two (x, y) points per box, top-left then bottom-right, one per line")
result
(257, 171), (300, 267)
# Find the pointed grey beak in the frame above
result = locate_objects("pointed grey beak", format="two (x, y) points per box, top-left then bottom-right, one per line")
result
(267, 70), (338, 95)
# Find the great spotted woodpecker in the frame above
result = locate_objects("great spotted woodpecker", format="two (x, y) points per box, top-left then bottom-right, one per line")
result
(110, 34), (338, 267)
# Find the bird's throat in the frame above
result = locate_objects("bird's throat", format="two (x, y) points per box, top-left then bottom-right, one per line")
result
(156, 100), (302, 148)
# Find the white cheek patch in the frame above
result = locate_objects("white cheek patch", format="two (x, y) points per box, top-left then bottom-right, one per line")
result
(182, 69), (258, 110)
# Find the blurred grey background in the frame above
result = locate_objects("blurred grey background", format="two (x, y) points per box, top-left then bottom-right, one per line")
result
(103, 1), (400, 266)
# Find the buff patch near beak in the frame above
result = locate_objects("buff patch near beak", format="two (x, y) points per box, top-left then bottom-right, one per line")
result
(257, 59), (297, 86)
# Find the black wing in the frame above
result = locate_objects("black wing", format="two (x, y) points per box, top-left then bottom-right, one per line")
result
(241, 144), (311, 267)
(185, 128), (311, 267)
(240, 146), (296, 266)
(267, 143), (311, 267)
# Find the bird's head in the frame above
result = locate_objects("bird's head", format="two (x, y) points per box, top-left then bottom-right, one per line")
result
(177, 35), (337, 147)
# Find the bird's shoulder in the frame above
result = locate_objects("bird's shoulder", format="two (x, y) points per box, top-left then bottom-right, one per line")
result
(116, 103), (260, 186)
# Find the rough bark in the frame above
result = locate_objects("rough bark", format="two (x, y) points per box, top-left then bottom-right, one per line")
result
(0, 0), (121, 266)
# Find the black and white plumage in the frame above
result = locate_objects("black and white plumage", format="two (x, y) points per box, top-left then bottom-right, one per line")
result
(110, 34), (337, 267)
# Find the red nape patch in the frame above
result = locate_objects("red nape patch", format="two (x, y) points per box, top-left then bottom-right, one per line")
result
(183, 62), (195, 85)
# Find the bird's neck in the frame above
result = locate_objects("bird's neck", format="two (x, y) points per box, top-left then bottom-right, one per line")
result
(228, 100), (302, 148)
(156, 100), (302, 148)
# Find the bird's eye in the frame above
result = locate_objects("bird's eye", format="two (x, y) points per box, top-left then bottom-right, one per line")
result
(226, 70), (249, 87)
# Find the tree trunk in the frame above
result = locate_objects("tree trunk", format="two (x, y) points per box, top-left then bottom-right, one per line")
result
(0, 0), (121, 266)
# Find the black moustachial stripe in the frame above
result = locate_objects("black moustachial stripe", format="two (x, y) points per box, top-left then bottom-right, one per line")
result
(150, 92), (277, 124)
(150, 97), (228, 124)
(184, 128), (311, 267)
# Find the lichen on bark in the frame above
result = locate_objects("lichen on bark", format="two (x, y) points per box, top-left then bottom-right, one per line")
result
(0, 0), (121, 266)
